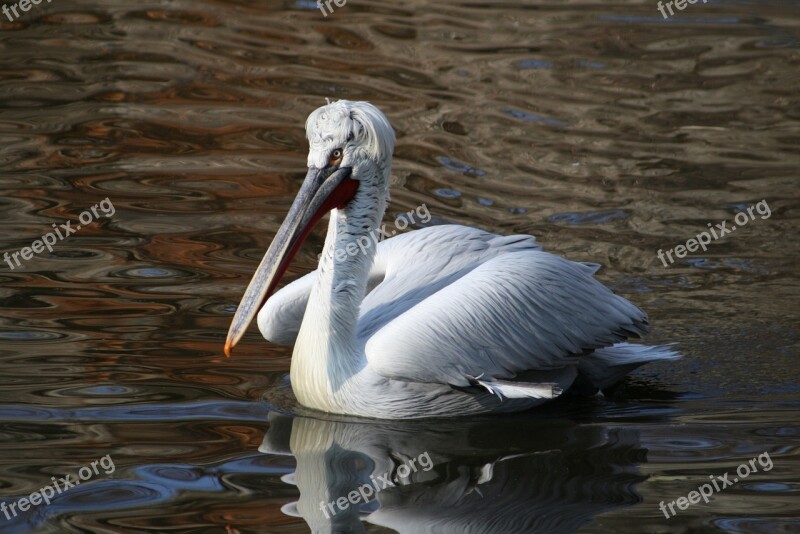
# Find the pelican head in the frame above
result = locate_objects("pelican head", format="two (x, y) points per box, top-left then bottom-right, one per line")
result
(225, 100), (396, 356)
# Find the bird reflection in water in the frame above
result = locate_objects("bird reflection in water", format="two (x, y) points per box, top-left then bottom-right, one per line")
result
(260, 410), (647, 533)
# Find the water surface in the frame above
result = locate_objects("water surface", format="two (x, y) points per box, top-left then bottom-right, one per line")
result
(0, 0), (798, 532)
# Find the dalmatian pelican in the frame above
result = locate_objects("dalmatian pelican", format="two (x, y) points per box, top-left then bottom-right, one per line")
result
(225, 100), (678, 419)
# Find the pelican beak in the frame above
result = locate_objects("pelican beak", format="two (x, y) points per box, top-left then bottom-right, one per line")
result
(224, 166), (356, 357)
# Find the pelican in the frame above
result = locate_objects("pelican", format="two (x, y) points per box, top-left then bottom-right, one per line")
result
(225, 100), (678, 419)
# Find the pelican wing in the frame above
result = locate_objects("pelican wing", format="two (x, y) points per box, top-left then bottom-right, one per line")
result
(259, 225), (540, 344)
(364, 246), (648, 387)
(357, 225), (542, 340)
(257, 270), (317, 345)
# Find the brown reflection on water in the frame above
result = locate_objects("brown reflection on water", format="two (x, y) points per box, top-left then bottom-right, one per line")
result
(0, 0), (798, 532)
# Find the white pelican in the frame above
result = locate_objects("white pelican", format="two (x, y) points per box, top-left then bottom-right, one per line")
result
(225, 100), (678, 419)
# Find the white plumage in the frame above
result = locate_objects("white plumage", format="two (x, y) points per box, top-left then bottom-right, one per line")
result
(226, 100), (679, 419)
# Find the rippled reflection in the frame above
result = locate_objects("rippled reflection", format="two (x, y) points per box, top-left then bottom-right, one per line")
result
(261, 412), (647, 533)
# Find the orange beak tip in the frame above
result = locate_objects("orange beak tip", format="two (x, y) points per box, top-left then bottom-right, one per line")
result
(224, 340), (233, 358)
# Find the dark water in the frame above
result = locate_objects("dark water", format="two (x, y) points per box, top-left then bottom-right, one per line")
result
(0, 0), (798, 532)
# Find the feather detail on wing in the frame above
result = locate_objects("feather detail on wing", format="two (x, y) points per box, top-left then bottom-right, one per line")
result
(469, 375), (564, 400)
(364, 249), (648, 387)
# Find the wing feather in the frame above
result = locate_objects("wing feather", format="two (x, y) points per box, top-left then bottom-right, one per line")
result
(364, 250), (647, 386)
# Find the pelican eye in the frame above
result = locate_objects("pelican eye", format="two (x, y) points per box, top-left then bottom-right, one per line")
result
(329, 148), (343, 166)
